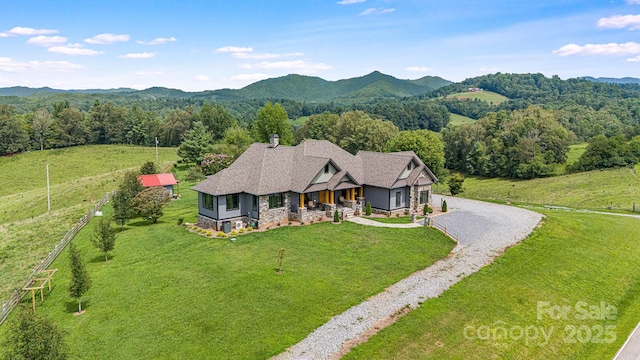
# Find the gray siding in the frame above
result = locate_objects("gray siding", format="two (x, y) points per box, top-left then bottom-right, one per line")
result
(364, 186), (390, 211)
(390, 187), (409, 210)
(198, 193), (218, 219)
(217, 193), (242, 220)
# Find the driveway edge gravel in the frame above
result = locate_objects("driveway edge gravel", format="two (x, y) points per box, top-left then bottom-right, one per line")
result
(271, 195), (544, 360)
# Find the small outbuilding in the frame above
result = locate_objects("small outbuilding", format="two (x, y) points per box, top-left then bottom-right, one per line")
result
(138, 173), (179, 197)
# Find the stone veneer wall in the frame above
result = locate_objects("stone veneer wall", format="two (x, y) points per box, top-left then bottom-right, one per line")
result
(258, 192), (290, 228)
(411, 184), (432, 213)
(290, 208), (326, 223)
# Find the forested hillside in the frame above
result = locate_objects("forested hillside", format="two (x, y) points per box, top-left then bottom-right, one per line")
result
(2, 72), (639, 180)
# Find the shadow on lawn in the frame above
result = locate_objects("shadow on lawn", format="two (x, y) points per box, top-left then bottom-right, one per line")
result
(89, 254), (116, 263)
(65, 298), (91, 313)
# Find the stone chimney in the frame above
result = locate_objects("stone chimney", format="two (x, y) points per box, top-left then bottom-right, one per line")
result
(269, 134), (279, 148)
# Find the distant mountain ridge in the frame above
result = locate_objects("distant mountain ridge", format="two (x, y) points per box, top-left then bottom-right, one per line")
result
(0, 71), (451, 102)
(581, 76), (640, 84)
(0, 86), (135, 97)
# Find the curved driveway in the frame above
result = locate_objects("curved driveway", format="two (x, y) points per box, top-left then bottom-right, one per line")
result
(272, 195), (543, 360)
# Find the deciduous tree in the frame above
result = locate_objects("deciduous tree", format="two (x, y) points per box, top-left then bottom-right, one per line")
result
(251, 102), (294, 145)
(133, 187), (171, 224)
(0, 104), (29, 156)
(32, 109), (53, 151)
(91, 216), (117, 261)
(387, 129), (445, 177)
(1, 307), (68, 360)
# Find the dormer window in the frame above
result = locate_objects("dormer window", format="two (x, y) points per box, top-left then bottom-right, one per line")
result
(407, 162), (413, 171)
(324, 164), (330, 174)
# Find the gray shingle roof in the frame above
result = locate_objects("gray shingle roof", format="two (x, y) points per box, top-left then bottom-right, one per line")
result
(191, 139), (438, 196)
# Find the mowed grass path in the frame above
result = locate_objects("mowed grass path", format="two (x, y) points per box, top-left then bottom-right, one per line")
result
(346, 210), (640, 359)
(0, 187), (455, 359)
(0, 145), (178, 301)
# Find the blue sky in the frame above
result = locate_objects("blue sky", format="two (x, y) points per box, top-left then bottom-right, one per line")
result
(1, 0), (639, 91)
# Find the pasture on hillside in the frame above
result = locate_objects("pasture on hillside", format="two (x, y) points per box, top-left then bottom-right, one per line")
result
(346, 209), (640, 359)
(446, 90), (509, 105)
(459, 164), (640, 211)
(0, 145), (178, 302)
(448, 113), (476, 126)
(0, 179), (455, 359)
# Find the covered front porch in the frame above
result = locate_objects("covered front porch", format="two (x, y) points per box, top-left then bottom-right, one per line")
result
(290, 187), (364, 222)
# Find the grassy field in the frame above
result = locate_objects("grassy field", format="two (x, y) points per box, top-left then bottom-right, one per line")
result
(448, 113), (476, 126)
(289, 116), (308, 126)
(0, 181), (455, 359)
(0, 145), (178, 302)
(446, 90), (509, 105)
(346, 210), (640, 359)
(459, 165), (640, 211)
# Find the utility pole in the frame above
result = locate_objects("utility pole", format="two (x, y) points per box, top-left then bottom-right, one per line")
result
(46, 163), (51, 213)
(155, 137), (159, 163)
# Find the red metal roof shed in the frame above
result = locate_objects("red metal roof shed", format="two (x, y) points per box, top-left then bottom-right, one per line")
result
(138, 173), (178, 187)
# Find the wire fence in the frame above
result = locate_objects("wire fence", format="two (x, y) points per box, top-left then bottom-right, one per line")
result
(0, 192), (112, 327)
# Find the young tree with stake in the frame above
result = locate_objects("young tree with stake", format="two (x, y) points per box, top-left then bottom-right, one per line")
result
(91, 216), (117, 261)
(68, 243), (91, 314)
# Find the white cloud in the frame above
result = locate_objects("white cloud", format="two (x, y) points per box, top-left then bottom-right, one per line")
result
(48, 44), (102, 56)
(232, 51), (304, 59)
(136, 37), (177, 45)
(85, 33), (130, 44)
(0, 27), (58, 37)
(135, 70), (164, 76)
(0, 57), (83, 72)
(627, 0), (640, 4)
(240, 60), (331, 73)
(230, 73), (271, 82)
(406, 66), (433, 72)
(194, 75), (210, 81)
(337, 0), (365, 4)
(216, 46), (253, 53)
(26, 35), (67, 47)
(598, 15), (640, 30)
(48, 43), (101, 56)
(553, 42), (640, 56)
(360, 7), (395, 15)
(119, 52), (156, 59)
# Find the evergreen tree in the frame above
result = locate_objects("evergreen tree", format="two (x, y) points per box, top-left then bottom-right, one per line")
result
(68, 243), (91, 313)
(139, 161), (157, 175)
(177, 121), (213, 165)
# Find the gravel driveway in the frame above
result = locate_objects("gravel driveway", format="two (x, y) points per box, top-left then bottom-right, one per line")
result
(271, 195), (543, 360)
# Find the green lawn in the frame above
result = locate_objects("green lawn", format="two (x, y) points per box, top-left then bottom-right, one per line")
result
(0, 145), (178, 302)
(448, 113), (476, 126)
(346, 210), (640, 359)
(447, 91), (509, 105)
(0, 185), (455, 359)
(364, 215), (423, 224)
